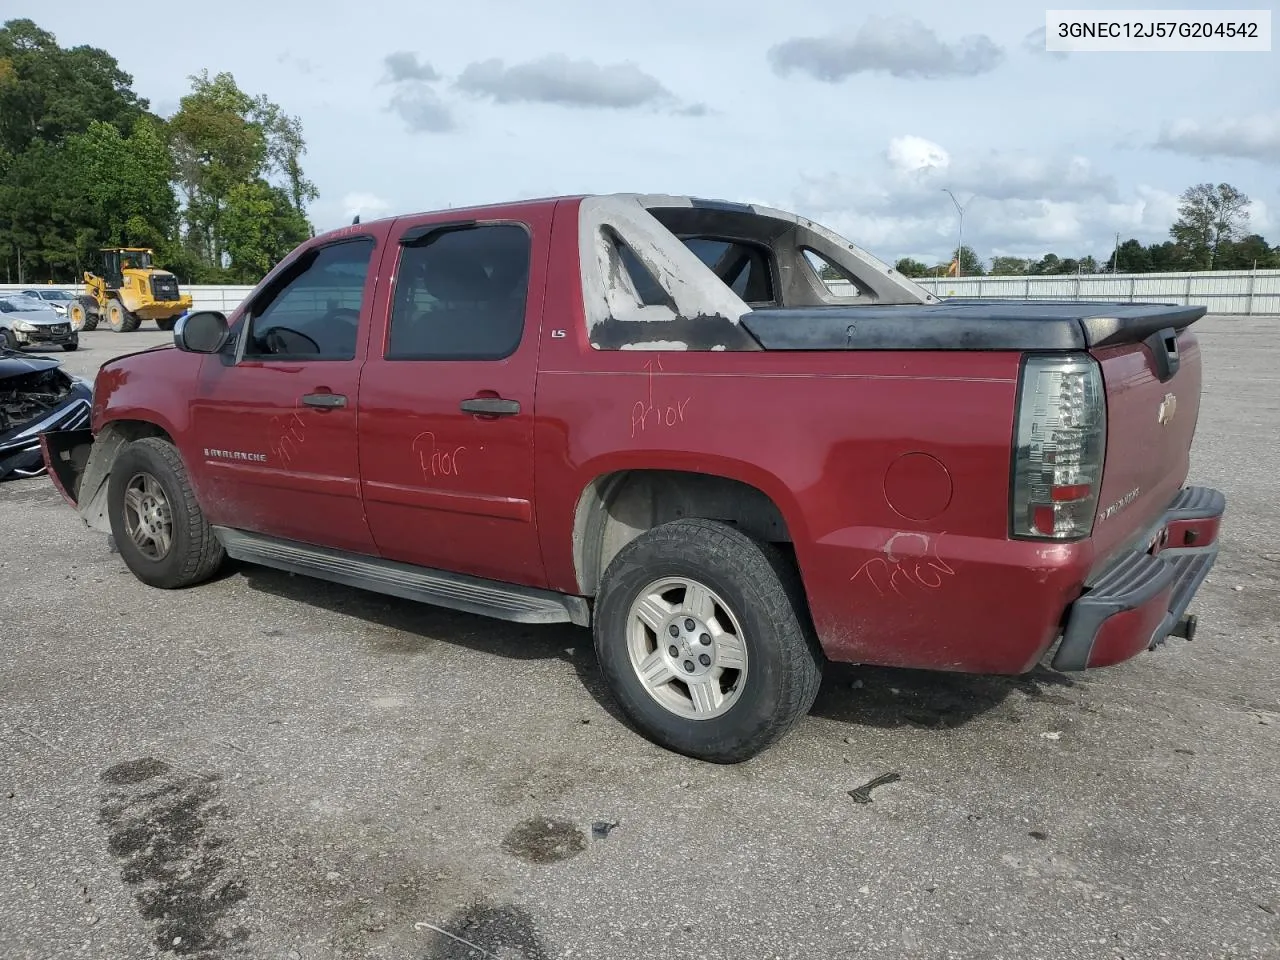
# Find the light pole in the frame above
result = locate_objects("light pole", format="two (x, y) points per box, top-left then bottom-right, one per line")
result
(942, 188), (970, 278)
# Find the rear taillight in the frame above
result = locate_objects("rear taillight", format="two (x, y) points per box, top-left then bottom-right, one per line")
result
(1010, 353), (1106, 540)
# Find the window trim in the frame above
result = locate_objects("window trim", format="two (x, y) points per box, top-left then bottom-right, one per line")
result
(384, 219), (534, 363)
(235, 235), (378, 365)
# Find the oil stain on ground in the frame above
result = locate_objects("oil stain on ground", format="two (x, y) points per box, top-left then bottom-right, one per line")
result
(500, 818), (586, 865)
(97, 756), (250, 956)
(420, 901), (552, 960)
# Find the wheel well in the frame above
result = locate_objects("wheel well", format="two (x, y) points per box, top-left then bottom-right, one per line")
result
(572, 469), (793, 596)
(100, 420), (172, 445)
(76, 419), (176, 533)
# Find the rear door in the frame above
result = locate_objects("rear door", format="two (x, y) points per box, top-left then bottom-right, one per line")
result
(356, 207), (551, 587)
(189, 233), (383, 554)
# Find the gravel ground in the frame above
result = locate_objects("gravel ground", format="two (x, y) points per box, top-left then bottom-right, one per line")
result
(2, 320), (1277, 960)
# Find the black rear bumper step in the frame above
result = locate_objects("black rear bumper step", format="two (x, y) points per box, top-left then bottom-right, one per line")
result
(1052, 485), (1225, 672)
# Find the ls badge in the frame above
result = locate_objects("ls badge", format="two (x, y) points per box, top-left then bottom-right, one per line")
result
(1157, 392), (1177, 427)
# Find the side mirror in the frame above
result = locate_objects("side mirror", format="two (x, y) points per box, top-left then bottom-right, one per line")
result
(174, 311), (229, 353)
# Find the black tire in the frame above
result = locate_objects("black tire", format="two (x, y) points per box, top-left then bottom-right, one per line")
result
(106, 437), (226, 589)
(70, 296), (98, 331)
(593, 518), (823, 763)
(155, 316), (177, 332)
(106, 299), (141, 333)
(61, 341), (79, 351)
(1, 329), (19, 352)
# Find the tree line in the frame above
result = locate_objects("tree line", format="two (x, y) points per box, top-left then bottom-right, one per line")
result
(894, 183), (1278, 278)
(0, 18), (316, 284)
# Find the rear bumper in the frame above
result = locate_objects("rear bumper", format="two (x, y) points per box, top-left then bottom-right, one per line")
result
(1051, 485), (1225, 671)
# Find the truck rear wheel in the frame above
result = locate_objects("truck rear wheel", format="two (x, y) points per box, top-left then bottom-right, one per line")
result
(592, 518), (823, 763)
(155, 316), (177, 332)
(106, 437), (226, 589)
(106, 299), (141, 333)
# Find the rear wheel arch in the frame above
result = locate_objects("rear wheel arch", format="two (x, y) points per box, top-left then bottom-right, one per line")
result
(571, 468), (797, 598)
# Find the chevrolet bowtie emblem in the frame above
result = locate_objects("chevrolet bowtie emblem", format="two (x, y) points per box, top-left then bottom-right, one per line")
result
(1157, 392), (1177, 426)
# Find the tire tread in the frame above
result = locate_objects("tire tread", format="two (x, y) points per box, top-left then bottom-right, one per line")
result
(117, 437), (225, 588)
(595, 517), (823, 762)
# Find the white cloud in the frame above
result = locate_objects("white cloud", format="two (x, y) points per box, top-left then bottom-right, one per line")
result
(341, 192), (392, 222)
(887, 135), (950, 174)
(769, 16), (1004, 81)
(455, 54), (702, 114)
(1154, 111), (1280, 163)
(1021, 26), (1068, 60)
(789, 137), (1177, 262)
(387, 86), (456, 133)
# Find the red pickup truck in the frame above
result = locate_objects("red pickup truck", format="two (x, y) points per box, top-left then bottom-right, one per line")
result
(41, 193), (1225, 763)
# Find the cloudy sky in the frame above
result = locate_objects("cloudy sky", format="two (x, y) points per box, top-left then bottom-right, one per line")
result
(15, 0), (1280, 265)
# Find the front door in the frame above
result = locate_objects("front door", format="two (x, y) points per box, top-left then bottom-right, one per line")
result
(357, 209), (550, 587)
(190, 235), (381, 555)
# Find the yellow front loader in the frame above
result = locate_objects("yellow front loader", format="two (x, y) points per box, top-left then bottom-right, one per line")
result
(66, 248), (193, 333)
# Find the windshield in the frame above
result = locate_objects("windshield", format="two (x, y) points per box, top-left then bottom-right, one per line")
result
(119, 251), (153, 269)
(42, 290), (74, 301)
(8, 296), (52, 310)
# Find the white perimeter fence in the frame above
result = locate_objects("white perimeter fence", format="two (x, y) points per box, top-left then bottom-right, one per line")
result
(900, 269), (1280, 315)
(4, 268), (1279, 317)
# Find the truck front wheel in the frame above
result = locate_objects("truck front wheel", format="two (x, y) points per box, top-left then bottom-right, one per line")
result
(105, 299), (141, 333)
(106, 437), (226, 589)
(592, 518), (823, 763)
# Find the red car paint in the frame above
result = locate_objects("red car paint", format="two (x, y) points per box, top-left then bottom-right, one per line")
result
(58, 193), (1224, 677)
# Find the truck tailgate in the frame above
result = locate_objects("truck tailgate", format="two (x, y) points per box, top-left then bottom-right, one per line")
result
(1089, 328), (1202, 564)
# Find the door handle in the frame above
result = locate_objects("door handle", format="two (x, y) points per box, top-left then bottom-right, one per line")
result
(301, 392), (347, 409)
(460, 397), (520, 417)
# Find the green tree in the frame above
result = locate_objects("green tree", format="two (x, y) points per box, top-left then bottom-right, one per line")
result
(1170, 182), (1250, 269)
(169, 69), (315, 277)
(0, 18), (158, 280)
(1114, 239), (1152, 273)
(990, 256), (1029, 275)
(1030, 253), (1061, 275)
(1216, 234), (1277, 270)
(221, 180), (310, 281)
(954, 244), (984, 276)
(0, 18), (149, 153)
(1147, 241), (1191, 272)
(66, 118), (177, 250)
(894, 257), (929, 278)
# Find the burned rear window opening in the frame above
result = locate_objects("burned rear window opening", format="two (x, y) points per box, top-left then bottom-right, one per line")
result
(579, 194), (934, 352)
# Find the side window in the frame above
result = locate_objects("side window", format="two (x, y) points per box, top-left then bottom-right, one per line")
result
(243, 238), (374, 361)
(387, 223), (531, 361)
(802, 247), (867, 298)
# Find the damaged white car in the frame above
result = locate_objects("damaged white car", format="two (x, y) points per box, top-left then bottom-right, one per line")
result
(0, 350), (93, 480)
(0, 295), (79, 352)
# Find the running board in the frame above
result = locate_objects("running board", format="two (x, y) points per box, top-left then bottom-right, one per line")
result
(213, 527), (591, 627)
